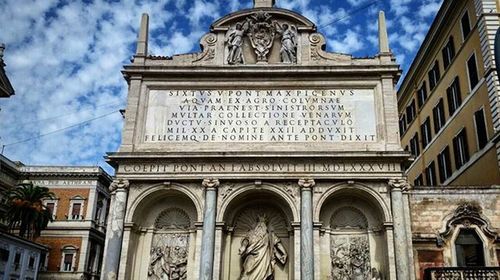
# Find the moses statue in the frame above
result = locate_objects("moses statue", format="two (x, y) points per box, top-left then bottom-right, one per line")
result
(238, 214), (287, 280)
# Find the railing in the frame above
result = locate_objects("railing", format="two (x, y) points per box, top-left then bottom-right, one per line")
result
(424, 267), (500, 280)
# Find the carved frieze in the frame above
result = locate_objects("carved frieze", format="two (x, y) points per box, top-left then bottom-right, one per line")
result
(330, 235), (371, 280)
(148, 233), (189, 280)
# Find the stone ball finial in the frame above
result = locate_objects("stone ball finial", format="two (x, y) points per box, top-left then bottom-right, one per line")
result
(254, 0), (275, 8)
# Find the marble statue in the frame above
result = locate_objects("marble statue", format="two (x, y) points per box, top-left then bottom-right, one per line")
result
(238, 214), (287, 280)
(275, 22), (297, 63)
(331, 236), (370, 280)
(225, 20), (249, 64)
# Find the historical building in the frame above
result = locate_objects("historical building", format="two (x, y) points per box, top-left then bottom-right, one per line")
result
(102, 0), (417, 279)
(0, 43), (15, 98)
(398, 0), (500, 186)
(396, 0), (500, 279)
(0, 155), (112, 280)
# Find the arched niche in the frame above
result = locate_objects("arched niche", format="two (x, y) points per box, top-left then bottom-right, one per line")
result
(219, 186), (296, 280)
(124, 187), (199, 280)
(318, 185), (388, 280)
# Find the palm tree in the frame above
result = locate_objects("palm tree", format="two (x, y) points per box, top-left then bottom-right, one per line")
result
(2, 180), (55, 239)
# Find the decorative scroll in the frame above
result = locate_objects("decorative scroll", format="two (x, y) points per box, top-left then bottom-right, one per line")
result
(330, 235), (371, 280)
(437, 202), (498, 246)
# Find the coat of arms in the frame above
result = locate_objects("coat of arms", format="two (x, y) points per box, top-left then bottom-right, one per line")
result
(247, 11), (276, 63)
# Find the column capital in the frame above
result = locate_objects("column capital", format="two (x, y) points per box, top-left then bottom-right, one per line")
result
(388, 178), (409, 191)
(298, 178), (315, 190)
(202, 178), (220, 190)
(109, 179), (130, 193)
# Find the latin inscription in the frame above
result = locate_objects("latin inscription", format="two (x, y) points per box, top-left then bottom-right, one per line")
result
(119, 162), (399, 174)
(144, 89), (377, 143)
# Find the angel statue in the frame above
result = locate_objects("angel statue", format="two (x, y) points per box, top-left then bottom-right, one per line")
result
(275, 22), (298, 63)
(238, 214), (287, 280)
(225, 20), (250, 64)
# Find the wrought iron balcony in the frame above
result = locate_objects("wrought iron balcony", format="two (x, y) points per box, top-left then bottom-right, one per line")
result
(424, 267), (500, 280)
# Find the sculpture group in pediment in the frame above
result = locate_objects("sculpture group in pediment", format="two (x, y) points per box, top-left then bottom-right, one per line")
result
(224, 11), (298, 65)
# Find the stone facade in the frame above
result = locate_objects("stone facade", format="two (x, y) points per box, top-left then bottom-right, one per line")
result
(103, 1), (418, 280)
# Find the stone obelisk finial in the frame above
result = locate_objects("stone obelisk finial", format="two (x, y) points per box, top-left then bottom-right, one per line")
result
(378, 11), (390, 54)
(0, 43), (5, 63)
(254, 0), (275, 8)
(135, 13), (149, 61)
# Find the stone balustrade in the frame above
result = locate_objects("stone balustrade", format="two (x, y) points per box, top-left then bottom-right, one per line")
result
(424, 267), (500, 280)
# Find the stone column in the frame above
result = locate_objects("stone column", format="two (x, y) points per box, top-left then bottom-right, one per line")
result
(299, 178), (315, 280)
(199, 178), (219, 280)
(101, 179), (129, 280)
(389, 179), (410, 280)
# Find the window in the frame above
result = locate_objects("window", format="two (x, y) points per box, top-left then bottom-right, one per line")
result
(442, 37), (456, 68)
(433, 99), (446, 133)
(63, 253), (74, 271)
(414, 175), (424, 186)
(420, 117), (432, 148)
(44, 199), (58, 219)
(428, 61), (441, 90)
(60, 246), (77, 272)
(474, 108), (488, 149)
(461, 11), (471, 40)
(455, 229), (485, 267)
(453, 129), (470, 169)
(447, 77), (462, 116)
(71, 203), (81, 220)
(13, 252), (21, 270)
(406, 99), (416, 124)
(467, 53), (479, 91)
(438, 146), (452, 183)
(28, 256), (35, 269)
(417, 82), (428, 108)
(0, 247), (9, 262)
(425, 161), (437, 186)
(399, 115), (407, 135)
(410, 133), (420, 157)
(68, 196), (85, 220)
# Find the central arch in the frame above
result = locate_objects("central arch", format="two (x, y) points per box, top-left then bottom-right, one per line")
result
(218, 182), (299, 280)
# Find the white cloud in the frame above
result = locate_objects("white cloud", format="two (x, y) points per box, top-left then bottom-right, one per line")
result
(329, 29), (365, 54)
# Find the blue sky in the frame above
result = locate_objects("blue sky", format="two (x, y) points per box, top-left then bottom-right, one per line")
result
(0, 0), (442, 174)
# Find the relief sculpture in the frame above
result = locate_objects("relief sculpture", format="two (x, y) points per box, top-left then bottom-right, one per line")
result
(148, 233), (189, 280)
(247, 11), (276, 63)
(239, 214), (287, 280)
(330, 235), (370, 280)
(225, 20), (250, 64)
(275, 22), (297, 63)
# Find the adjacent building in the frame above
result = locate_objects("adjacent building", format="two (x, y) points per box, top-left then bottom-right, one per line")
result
(398, 0), (500, 186)
(0, 44), (14, 98)
(0, 160), (112, 280)
(397, 0), (500, 279)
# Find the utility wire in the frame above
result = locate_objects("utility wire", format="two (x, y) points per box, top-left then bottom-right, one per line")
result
(2, 110), (119, 151)
(318, 0), (381, 29)
(14, 101), (122, 127)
